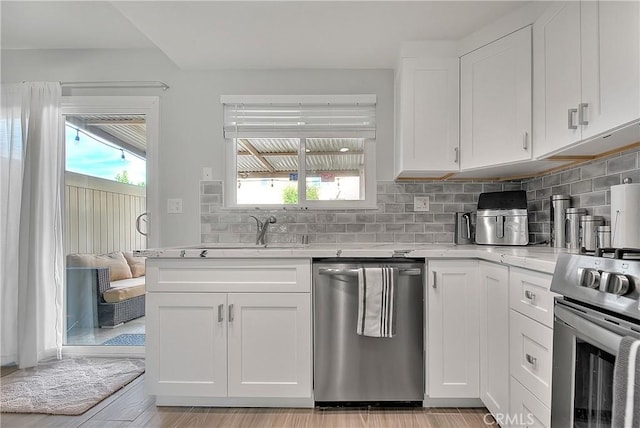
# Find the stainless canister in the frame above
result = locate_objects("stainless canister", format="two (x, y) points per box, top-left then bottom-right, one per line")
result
(565, 208), (588, 249)
(580, 215), (604, 252)
(550, 195), (571, 248)
(596, 225), (611, 250)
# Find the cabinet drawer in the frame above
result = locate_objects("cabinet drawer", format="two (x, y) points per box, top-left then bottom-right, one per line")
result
(510, 377), (551, 428)
(509, 310), (553, 406)
(147, 258), (311, 293)
(509, 268), (556, 328)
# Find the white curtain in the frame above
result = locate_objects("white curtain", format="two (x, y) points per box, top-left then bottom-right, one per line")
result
(1, 82), (64, 368)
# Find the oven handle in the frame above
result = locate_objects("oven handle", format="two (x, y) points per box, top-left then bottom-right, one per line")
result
(555, 304), (623, 355)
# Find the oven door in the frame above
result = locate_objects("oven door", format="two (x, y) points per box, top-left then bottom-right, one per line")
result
(552, 299), (640, 427)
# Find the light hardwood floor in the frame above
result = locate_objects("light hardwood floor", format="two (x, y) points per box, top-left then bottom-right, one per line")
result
(1, 373), (496, 428)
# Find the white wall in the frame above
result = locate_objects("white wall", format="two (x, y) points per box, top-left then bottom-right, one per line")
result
(2, 49), (394, 247)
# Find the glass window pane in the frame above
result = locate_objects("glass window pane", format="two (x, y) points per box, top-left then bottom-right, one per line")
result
(305, 138), (365, 201)
(65, 123), (146, 186)
(236, 138), (299, 205)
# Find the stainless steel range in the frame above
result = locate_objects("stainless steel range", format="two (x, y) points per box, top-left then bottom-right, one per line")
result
(550, 248), (640, 427)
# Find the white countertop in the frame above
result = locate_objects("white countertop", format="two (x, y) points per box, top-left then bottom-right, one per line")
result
(139, 243), (573, 274)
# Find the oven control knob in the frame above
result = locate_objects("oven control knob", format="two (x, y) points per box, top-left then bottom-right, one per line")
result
(601, 273), (631, 296)
(579, 268), (601, 289)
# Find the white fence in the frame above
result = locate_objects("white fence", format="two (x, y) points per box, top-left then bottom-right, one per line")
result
(65, 172), (147, 255)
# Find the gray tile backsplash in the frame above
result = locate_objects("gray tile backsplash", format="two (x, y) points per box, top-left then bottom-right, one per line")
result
(201, 147), (639, 245)
(200, 180), (520, 245)
(524, 148), (640, 244)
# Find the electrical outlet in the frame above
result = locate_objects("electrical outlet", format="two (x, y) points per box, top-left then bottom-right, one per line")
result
(167, 198), (183, 214)
(414, 196), (430, 212)
(202, 167), (213, 180)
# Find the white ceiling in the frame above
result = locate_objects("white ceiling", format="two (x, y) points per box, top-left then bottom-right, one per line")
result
(1, 1), (529, 70)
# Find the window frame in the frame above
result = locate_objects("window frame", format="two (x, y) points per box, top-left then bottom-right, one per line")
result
(224, 136), (376, 210)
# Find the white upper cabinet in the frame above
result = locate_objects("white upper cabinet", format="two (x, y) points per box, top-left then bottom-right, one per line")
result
(533, 0), (640, 158)
(460, 26), (532, 170)
(394, 57), (460, 178)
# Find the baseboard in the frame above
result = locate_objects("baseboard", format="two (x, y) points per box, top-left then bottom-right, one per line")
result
(154, 395), (315, 408)
(422, 397), (484, 408)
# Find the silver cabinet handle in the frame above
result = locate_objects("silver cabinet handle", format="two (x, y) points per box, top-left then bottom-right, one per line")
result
(568, 108), (578, 130)
(228, 304), (234, 322)
(432, 271), (437, 288)
(579, 103), (589, 125)
(454, 147), (459, 163)
(525, 353), (537, 367)
(524, 290), (536, 303)
(523, 131), (529, 150)
(218, 304), (224, 322)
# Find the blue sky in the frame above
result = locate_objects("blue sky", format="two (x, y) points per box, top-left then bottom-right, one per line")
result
(65, 125), (146, 185)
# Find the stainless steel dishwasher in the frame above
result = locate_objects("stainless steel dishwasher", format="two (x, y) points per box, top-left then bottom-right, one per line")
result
(313, 258), (424, 404)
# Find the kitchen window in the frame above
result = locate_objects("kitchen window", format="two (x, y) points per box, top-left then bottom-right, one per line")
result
(222, 95), (376, 209)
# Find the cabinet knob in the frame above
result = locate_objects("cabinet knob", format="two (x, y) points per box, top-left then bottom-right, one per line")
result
(218, 304), (224, 322)
(454, 147), (459, 163)
(229, 304), (235, 322)
(523, 131), (529, 150)
(525, 353), (537, 368)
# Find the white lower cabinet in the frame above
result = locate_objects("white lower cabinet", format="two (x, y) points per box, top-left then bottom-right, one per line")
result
(227, 293), (311, 398)
(479, 262), (509, 419)
(509, 377), (551, 428)
(146, 292), (228, 397)
(509, 310), (553, 406)
(145, 258), (312, 405)
(427, 260), (480, 398)
(508, 268), (554, 428)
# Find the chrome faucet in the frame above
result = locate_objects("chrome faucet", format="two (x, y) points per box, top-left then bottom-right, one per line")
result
(249, 215), (277, 245)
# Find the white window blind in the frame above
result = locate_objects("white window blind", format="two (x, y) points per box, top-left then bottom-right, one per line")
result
(221, 95), (376, 139)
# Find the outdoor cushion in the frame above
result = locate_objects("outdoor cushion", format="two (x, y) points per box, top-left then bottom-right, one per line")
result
(102, 278), (146, 303)
(123, 251), (146, 278)
(67, 252), (133, 282)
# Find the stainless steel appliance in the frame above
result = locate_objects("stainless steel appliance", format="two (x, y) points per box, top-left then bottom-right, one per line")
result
(475, 190), (529, 246)
(580, 215), (604, 252)
(565, 207), (588, 249)
(550, 249), (640, 427)
(597, 225), (612, 250)
(455, 212), (474, 245)
(550, 194), (571, 248)
(313, 259), (424, 403)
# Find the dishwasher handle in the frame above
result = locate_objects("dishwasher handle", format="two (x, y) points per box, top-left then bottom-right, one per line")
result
(318, 267), (422, 276)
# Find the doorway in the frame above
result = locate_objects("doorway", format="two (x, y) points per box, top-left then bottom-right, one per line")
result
(61, 97), (158, 356)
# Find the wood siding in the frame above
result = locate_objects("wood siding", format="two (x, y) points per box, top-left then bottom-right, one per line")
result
(65, 172), (146, 255)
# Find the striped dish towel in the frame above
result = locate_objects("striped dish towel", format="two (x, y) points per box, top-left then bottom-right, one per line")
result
(612, 336), (640, 428)
(356, 267), (397, 338)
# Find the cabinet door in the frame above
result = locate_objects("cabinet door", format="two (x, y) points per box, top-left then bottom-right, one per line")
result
(581, 0), (640, 139)
(146, 293), (228, 397)
(395, 57), (459, 177)
(479, 262), (509, 419)
(227, 293), (312, 398)
(533, 1), (582, 158)
(509, 268), (555, 328)
(460, 26), (532, 170)
(510, 377), (551, 428)
(427, 260), (479, 398)
(509, 310), (553, 406)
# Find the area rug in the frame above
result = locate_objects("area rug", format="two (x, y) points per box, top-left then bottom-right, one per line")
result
(102, 333), (145, 346)
(0, 357), (145, 415)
